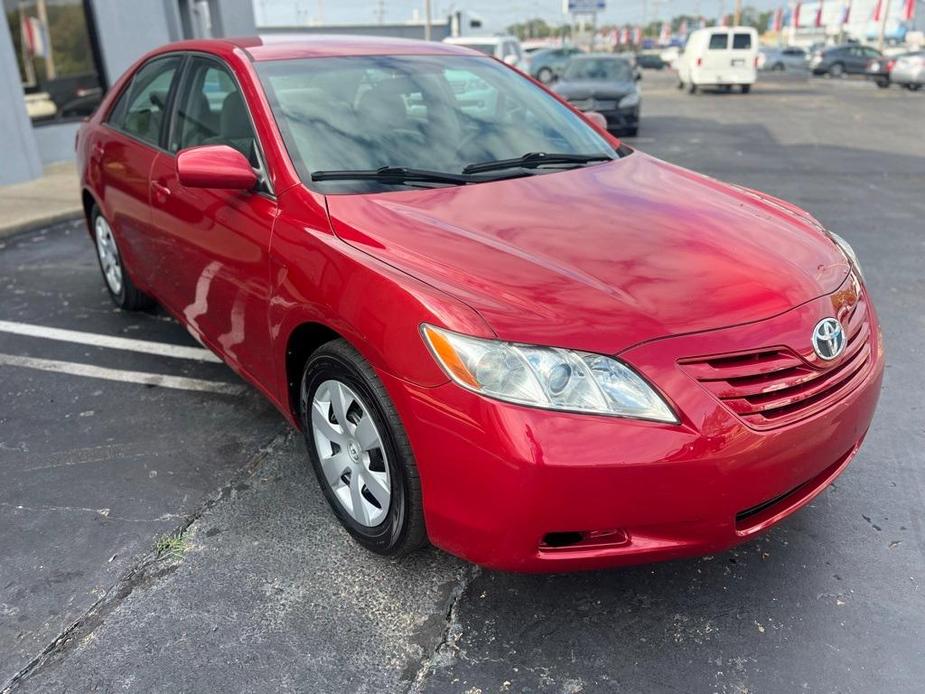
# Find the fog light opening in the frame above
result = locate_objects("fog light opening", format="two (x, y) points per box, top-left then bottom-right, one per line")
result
(541, 531), (584, 548)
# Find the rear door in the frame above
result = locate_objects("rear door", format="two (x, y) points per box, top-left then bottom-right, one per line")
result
(147, 55), (278, 388)
(728, 30), (756, 82)
(700, 31), (730, 78)
(95, 55), (183, 290)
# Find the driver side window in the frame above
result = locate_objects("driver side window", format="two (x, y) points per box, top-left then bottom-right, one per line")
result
(171, 58), (258, 165)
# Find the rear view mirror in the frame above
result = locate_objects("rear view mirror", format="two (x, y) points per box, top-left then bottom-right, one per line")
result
(177, 145), (257, 190)
(585, 111), (608, 130)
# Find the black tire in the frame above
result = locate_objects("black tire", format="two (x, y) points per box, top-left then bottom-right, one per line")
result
(537, 67), (554, 84)
(677, 79), (685, 90)
(875, 79), (890, 88)
(740, 84), (752, 94)
(773, 62), (785, 71)
(299, 339), (427, 557)
(688, 82), (697, 94)
(905, 83), (922, 91)
(624, 127), (639, 137)
(828, 62), (845, 78)
(90, 205), (154, 311)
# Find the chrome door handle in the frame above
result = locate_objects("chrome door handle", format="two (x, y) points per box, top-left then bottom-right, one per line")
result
(152, 181), (171, 198)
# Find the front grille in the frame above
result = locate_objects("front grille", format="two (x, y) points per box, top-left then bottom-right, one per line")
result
(680, 294), (873, 429)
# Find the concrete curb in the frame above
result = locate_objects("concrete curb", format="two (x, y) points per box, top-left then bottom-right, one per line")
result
(0, 209), (84, 240)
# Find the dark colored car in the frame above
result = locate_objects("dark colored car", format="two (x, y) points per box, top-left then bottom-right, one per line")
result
(810, 44), (882, 77)
(529, 46), (583, 83)
(552, 55), (641, 136)
(635, 53), (666, 70)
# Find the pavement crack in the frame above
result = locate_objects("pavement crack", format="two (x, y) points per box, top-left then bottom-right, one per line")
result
(406, 564), (480, 693)
(0, 427), (292, 693)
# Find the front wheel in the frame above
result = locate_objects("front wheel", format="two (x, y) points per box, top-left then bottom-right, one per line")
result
(688, 82), (697, 94)
(300, 339), (427, 557)
(828, 62), (845, 78)
(537, 67), (554, 84)
(875, 79), (890, 88)
(91, 206), (154, 311)
(740, 84), (752, 94)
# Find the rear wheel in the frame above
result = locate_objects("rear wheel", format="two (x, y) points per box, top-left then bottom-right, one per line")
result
(91, 206), (154, 311)
(904, 83), (922, 91)
(624, 126), (639, 137)
(537, 67), (554, 84)
(688, 82), (697, 94)
(300, 339), (427, 557)
(740, 84), (752, 94)
(875, 79), (890, 88)
(828, 62), (845, 78)
(773, 62), (785, 71)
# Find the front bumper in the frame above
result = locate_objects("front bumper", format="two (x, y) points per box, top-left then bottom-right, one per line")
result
(596, 106), (639, 132)
(381, 289), (884, 572)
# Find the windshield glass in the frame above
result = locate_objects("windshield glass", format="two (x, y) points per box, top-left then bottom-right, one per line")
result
(256, 55), (615, 193)
(563, 58), (633, 82)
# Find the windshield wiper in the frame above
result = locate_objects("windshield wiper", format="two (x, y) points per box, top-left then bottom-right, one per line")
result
(311, 166), (474, 186)
(462, 151), (614, 175)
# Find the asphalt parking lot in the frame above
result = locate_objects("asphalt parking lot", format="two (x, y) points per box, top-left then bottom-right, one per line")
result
(1, 70), (924, 693)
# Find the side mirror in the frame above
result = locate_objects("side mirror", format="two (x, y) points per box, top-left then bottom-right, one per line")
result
(635, 71), (643, 81)
(177, 145), (257, 191)
(585, 111), (608, 130)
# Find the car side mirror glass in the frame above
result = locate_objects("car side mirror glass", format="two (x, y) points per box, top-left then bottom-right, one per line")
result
(177, 145), (257, 191)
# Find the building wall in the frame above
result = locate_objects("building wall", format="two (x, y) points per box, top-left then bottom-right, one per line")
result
(0, 13), (43, 185)
(0, 0), (257, 183)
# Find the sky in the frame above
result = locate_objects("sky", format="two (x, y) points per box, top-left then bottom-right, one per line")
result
(254, 1), (786, 31)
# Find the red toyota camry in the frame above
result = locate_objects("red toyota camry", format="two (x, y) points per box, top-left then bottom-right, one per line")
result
(76, 36), (883, 572)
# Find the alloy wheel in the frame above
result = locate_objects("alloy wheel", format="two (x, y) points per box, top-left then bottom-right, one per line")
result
(311, 379), (391, 527)
(94, 215), (123, 296)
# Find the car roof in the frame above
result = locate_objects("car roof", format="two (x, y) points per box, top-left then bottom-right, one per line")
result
(149, 35), (484, 62)
(443, 35), (515, 46)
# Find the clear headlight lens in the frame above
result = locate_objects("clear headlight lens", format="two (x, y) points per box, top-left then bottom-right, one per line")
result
(619, 92), (640, 108)
(827, 231), (864, 281)
(421, 325), (678, 423)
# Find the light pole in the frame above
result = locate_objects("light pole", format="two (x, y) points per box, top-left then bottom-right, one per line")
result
(877, 0), (892, 51)
(425, 0), (432, 41)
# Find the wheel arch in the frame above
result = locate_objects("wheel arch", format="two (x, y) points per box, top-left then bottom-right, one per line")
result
(284, 320), (343, 426)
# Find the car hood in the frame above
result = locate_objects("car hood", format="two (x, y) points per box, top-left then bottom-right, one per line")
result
(553, 80), (637, 100)
(326, 152), (848, 355)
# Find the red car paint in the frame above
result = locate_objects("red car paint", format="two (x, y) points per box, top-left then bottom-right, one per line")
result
(77, 37), (883, 572)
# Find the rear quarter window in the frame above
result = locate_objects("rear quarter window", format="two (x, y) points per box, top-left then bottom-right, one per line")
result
(708, 33), (729, 50)
(732, 33), (752, 50)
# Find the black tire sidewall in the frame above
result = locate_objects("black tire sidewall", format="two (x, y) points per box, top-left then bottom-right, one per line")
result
(300, 349), (410, 554)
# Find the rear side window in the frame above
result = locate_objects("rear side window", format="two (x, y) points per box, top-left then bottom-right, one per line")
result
(108, 57), (181, 146)
(708, 33), (729, 50)
(732, 33), (752, 50)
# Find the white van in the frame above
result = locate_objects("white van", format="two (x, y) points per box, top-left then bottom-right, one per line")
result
(677, 26), (758, 93)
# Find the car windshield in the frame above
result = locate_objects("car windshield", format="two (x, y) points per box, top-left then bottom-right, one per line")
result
(256, 55), (616, 193)
(563, 58), (633, 82)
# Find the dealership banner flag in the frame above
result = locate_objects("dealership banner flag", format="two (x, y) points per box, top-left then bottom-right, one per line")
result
(872, 0), (883, 21)
(902, 0), (916, 21)
(841, 1), (851, 25)
(815, 0), (824, 27)
(773, 7), (784, 31)
(792, 2), (802, 27)
(20, 16), (49, 58)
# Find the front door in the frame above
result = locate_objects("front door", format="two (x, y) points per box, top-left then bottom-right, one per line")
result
(147, 55), (278, 392)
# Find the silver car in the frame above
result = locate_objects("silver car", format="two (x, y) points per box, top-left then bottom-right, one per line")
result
(758, 47), (807, 72)
(891, 52), (925, 90)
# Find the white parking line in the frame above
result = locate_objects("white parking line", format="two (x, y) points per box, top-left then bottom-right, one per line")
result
(0, 353), (244, 395)
(0, 320), (222, 363)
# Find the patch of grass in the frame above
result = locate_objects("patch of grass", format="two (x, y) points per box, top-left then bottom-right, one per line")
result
(154, 533), (187, 560)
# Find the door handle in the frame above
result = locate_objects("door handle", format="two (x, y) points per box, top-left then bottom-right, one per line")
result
(92, 143), (104, 158)
(152, 181), (171, 200)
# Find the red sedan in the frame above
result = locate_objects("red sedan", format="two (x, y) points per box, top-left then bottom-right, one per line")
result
(76, 36), (883, 572)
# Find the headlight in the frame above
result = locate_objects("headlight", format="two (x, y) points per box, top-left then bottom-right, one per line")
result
(827, 231), (864, 281)
(619, 92), (640, 108)
(421, 325), (677, 423)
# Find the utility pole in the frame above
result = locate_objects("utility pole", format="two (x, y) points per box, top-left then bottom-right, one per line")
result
(424, 0), (432, 41)
(877, 0), (892, 51)
(733, 0), (742, 25)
